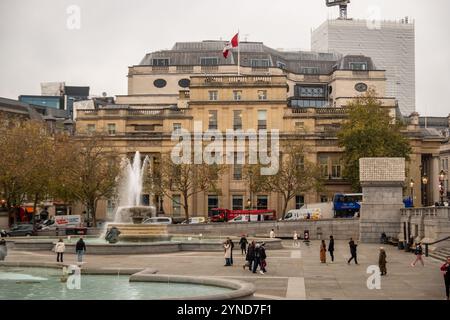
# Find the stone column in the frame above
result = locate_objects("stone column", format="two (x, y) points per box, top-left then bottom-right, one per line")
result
(359, 158), (405, 243)
(430, 155), (440, 204)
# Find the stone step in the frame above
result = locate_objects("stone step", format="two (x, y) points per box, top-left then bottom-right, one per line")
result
(429, 252), (447, 262)
(436, 248), (450, 255)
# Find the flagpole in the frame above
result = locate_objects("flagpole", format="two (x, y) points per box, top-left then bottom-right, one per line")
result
(237, 29), (240, 76)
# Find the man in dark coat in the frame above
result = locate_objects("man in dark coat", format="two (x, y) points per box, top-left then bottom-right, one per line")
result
(328, 235), (335, 262)
(347, 238), (358, 264)
(244, 241), (256, 271)
(239, 235), (248, 255)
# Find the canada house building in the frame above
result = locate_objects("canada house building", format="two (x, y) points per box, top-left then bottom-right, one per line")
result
(75, 39), (442, 222)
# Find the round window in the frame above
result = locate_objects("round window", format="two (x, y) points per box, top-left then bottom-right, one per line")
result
(153, 79), (167, 88)
(355, 83), (368, 92)
(178, 78), (190, 88)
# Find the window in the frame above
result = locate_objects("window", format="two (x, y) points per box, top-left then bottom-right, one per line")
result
(297, 156), (305, 171)
(320, 195), (328, 203)
(295, 195), (305, 209)
(208, 110), (218, 129)
(349, 62), (368, 71)
(258, 110), (267, 130)
(232, 195), (244, 210)
(152, 58), (169, 66)
(233, 90), (242, 101)
(276, 61), (286, 69)
(251, 59), (270, 68)
(331, 158), (342, 178)
(153, 79), (167, 88)
(134, 125), (155, 131)
(233, 110), (242, 130)
(87, 124), (96, 133)
(258, 90), (267, 100)
(295, 121), (305, 131)
(256, 195), (268, 210)
(173, 123), (182, 131)
(107, 123), (116, 135)
(172, 195), (181, 216)
(208, 195), (219, 215)
(233, 152), (243, 180)
(295, 85), (326, 98)
(208, 90), (218, 101)
(200, 57), (219, 66)
(302, 67), (319, 75)
(319, 155), (329, 178)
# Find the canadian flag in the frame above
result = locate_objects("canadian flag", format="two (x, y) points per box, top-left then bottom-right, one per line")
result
(223, 33), (239, 59)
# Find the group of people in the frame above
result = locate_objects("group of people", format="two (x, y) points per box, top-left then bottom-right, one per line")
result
(223, 235), (268, 274)
(52, 237), (87, 264)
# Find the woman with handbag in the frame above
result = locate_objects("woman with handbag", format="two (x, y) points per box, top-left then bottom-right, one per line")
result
(55, 238), (65, 263)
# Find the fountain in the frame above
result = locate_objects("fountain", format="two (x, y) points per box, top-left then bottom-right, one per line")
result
(105, 152), (170, 242)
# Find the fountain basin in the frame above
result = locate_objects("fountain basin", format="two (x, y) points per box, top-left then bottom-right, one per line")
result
(0, 264), (255, 300)
(106, 223), (171, 242)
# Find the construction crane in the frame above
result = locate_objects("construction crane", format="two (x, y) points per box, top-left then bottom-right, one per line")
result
(326, 0), (350, 20)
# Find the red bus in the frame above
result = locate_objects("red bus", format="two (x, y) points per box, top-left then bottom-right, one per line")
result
(209, 208), (276, 222)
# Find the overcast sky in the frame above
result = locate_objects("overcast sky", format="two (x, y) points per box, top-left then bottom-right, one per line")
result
(0, 0), (449, 116)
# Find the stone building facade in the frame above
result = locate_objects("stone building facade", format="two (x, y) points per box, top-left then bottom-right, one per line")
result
(74, 41), (445, 222)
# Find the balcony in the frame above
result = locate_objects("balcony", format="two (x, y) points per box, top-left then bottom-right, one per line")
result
(76, 108), (189, 119)
(284, 107), (348, 118)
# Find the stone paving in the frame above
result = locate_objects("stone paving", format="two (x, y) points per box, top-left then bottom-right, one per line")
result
(2, 240), (447, 300)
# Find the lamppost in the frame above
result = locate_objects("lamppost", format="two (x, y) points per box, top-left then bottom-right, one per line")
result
(421, 175), (428, 207)
(439, 170), (446, 206)
(247, 199), (251, 222)
(409, 179), (414, 201)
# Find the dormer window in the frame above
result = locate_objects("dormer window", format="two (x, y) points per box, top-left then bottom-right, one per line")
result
(251, 59), (270, 68)
(201, 57), (219, 66)
(152, 58), (169, 66)
(349, 62), (367, 71)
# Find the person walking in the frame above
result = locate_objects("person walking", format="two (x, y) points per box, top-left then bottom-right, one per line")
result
(259, 243), (267, 274)
(0, 238), (7, 261)
(411, 242), (425, 267)
(244, 241), (256, 271)
(440, 256), (450, 300)
(229, 238), (235, 265)
(252, 244), (262, 273)
(320, 240), (327, 263)
(75, 237), (86, 264)
(269, 229), (275, 239)
(328, 235), (335, 262)
(239, 235), (248, 255)
(55, 238), (65, 263)
(293, 231), (299, 247)
(223, 240), (232, 266)
(347, 238), (358, 264)
(379, 247), (387, 276)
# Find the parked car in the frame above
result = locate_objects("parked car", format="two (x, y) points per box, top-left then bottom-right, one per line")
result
(181, 217), (206, 224)
(142, 217), (173, 225)
(5, 224), (36, 237)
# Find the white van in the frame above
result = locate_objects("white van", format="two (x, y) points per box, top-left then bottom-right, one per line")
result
(229, 215), (261, 223)
(142, 217), (173, 225)
(283, 208), (322, 221)
(181, 217), (206, 224)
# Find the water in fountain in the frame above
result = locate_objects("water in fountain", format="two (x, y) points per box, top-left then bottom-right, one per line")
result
(114, 151), (155, 223)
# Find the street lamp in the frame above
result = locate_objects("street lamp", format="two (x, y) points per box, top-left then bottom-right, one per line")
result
(422, 175), (428, 206)
(409, 179), (414, 202)
(439, 170), (446, 206)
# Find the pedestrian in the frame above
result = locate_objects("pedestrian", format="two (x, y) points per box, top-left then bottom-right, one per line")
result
(411, 242), (424, 267)
(347, 238), (358, 264)
(379, 247), (387, 276)
(269, 229), (275, 239)
(293, 231), (299, 247)
(75, 237), (86, 264)
(244, 241), (256, 271)
(320, 240), (327, 263)
(239, 235), (248, 255)
(55, 238), (65, 263)
(259, 242), (267, 274)
(253, 244), (262, 273)
(229, 238), (235, 265)
(440, 256), (450, 300)
(328, 235), (335, 262)
(0, 238), (7, 261)
(223, 240), (232, 266)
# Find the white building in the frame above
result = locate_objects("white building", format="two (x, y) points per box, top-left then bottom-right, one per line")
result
(311, 18), (415, 116)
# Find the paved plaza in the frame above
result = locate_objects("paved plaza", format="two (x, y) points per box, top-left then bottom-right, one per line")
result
(2, 240), (447, 300)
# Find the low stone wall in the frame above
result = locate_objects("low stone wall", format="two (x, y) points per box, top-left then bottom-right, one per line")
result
(168, 219), (360, 240)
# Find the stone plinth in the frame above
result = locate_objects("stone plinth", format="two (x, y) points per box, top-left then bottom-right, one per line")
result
(359, 158), (405, 243)
(107, 224), (171, 242)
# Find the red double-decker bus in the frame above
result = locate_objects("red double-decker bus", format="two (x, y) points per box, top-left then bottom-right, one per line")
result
(209, 208), (276, 222)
